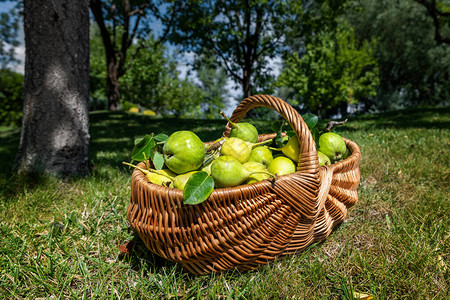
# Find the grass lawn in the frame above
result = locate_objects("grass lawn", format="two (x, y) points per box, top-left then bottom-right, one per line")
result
(0, 106), (449, 299)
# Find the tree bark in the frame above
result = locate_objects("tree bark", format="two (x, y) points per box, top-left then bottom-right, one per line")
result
(242, 71), (252, 99)
(107, 60), (121, 111)
(14, 0), (90, 177)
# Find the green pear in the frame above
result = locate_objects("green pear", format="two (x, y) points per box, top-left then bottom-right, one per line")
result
(211, 156), (273, 188)
(163, 131), (206, 174)
(318, 132), (347, 163)
(147, 172), (173, 187)
(248, 146), (273, 167)
(268, 156), (296, 176)
(270, 135), (301, 162)
(173, 171), (198, 190)
(243, 161), (271, 184)
(158, 168), (177, 178)
(220, 137), (271, 164)
(211, 156), (251, 188)
(317, 151), (331, 166)
(221, 111), (258, 143)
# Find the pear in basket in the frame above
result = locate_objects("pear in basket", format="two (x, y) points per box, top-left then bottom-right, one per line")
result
(268, 156), (296, 176)
(220, 137), (272, 164)
(248, 146), (273, 167)
(318, 132), (347, 163)
(270, 135), (300, 162)
(211, 156), (273, 188)
(220, 111), (259, 143)
(163, 131), (205, 174)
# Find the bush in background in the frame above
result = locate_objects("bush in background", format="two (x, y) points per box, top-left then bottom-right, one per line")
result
(0, 69), (24, 126)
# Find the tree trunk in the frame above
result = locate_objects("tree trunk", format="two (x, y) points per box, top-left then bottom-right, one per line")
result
(242, 69), (252, 99)
(107, 60), (121, 111)
(14, 0), (90, 177)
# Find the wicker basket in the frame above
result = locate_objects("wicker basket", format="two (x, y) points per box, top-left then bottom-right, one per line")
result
(127, 95), (361, 274)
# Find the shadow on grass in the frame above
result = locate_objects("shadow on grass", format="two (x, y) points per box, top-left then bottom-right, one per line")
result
(340, 106), (450, 132)
(120, 233), (192, 276)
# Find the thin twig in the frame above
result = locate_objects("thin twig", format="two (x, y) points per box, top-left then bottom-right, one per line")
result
(326, 119), (348, 131)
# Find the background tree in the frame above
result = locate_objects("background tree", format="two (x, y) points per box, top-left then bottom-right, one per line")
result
(90, 0), (149, 110)
(0, 7), (20, 70)
(89, 0), (185, 111)
(166, 0), (302, 99)
(346, 0), (450, 110)
(14, 0), (90, 176)
(119, 42), (205, 117)
(413, 0), (450, 44)
(278, 20), (379, 117)
(90, 22), (228, 118)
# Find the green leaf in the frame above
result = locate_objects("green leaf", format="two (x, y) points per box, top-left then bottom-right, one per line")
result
(131, 134), (155, 161)
(134, 137), (143, 145)
(274, 134), (285, 148)
(154, 133), (169, 142)
(150, 150), (165, 170)
(311, 128), (321, 145)
(183, 171), (214, 205)
(272, 120), (286, 148)
(271, 120), (284, 133)
(286, 130), (296, 137)
(302, 113), (319, 129)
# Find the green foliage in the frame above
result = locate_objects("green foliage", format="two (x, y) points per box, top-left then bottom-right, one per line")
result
(278, 20), (379, 115)
(0, 69), (23, 126)
(346, 0), (450, 110)
(0, 9), (20, 70)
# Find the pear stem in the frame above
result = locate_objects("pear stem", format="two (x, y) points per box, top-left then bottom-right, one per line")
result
(268, 146), (282, 152)
(123, 161), (150, 175)
(206, 136), (225, 151)
(220, 111), (237, 128)
(142, 152), (150, 170)
(252, 139), (273, 149)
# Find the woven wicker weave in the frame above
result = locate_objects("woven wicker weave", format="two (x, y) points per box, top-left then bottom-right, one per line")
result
(127, 95), (361, 274)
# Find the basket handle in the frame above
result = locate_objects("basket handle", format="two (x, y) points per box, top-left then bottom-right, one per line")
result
(223, 94), (319, 173)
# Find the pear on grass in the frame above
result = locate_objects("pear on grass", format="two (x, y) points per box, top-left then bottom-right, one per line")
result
(211, 156), (273, 188)
(220, 137), (272, 164)
(270, 135), (301, 162)
(220, 111), (259, 143)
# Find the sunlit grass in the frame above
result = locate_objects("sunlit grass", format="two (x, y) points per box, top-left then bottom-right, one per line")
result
(0, 107), (449, 298)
